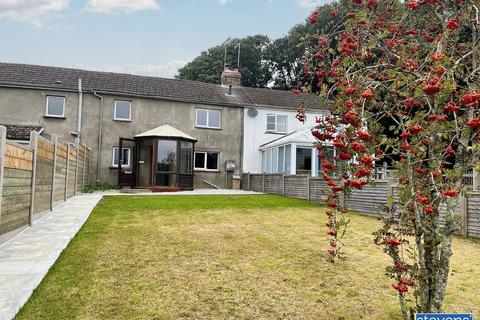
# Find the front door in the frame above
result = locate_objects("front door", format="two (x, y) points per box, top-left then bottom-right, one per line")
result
(118, 138), (137, 187)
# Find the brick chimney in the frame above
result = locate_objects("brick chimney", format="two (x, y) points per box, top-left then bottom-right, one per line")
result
(221, 66), (241, 87)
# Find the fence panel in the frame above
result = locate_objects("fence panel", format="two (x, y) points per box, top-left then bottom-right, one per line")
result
(264, 174), (283, 195)
(467, 192), (480, 238)
(67, 145), (77, 198)
(249, 174), (263, 193)
(284, 175), (309, 200)
(0, 143), (33, 234)
(54, 142), (68, 204)
(309, 178), (328, 204)
(34, 137), (54, 214)
(346, 181), (390, 217)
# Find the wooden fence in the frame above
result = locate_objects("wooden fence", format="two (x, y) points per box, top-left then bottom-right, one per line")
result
(241, 173), (480, 239)
(0, 126), (91, 238)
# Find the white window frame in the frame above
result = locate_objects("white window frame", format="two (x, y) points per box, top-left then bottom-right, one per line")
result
(194, 151), (219, 171)
(112, 147), (131, 167)
(195, 109), (221, 129)
(266, 114), (287, 134)
(45, 95), (65, 118)
(114, 100), (132, 121)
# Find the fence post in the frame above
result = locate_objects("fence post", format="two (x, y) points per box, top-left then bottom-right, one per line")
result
(282, 174), (286, 196)
(473, 170), (479, 191)
(262, 174), (265, 193)
(307, 176), (311, 201)
(460, 193), (468, 237)
(0, 126), (6, 225)
(29, 131), (39, 225)
(387, 177), (393, 198)
(65, 144), (70, 201)
(50, 134), (57, 211)
(74, 144), (79, 195)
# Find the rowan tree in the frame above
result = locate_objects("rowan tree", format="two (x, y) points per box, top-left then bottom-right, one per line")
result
(296, 0), (480, 317)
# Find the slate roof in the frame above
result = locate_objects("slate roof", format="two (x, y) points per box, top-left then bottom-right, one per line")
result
(2, 124), (44, 141)
(0, 62), (324, 111)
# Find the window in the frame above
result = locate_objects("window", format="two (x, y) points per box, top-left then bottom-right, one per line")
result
(112, 147), (131, 167)
(196, 109), (221, 129)
(266, 114), (287, 133)
(194, 152), (219, 171)
(45, 96), (65, 118)
(296, 147), (312, 171)
(278, 146), (285, 173)
(114, 100), (132, 121)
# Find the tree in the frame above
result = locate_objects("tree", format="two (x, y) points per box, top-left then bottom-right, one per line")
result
(176, 35), (272, 88)
(296, 0), (480, 318)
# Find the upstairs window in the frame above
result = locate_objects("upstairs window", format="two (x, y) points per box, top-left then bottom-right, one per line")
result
(45, 96), (65, 118)
(196, 109), (221, 129)
(266, 114), (287, 133)
(114, 100), (132, 121)
(194, 152), (219, 171)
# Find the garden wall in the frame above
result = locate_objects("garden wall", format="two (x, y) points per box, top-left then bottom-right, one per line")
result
(0, 126), (91, 238)
(241, 173), (480, 239)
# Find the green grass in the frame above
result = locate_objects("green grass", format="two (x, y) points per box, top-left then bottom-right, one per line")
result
(16, 195), (480, 319)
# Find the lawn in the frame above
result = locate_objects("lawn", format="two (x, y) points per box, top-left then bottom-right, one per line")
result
(16, 195), (480, 319)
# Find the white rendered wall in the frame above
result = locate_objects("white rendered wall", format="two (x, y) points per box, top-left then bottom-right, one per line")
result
(242, 107), (324, 173)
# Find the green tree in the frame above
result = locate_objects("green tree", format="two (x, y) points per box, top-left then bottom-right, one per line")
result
(176, 35), (271, 88)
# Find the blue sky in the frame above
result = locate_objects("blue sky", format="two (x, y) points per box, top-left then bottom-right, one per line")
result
(0, 0), (330, 78)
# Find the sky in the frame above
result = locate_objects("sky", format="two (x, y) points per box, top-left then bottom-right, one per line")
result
(0, 0), (332, 78)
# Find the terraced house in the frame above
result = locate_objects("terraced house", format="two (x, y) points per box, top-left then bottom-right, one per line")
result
(0, 62), (322, 190)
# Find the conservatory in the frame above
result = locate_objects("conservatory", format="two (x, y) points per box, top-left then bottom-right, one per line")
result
(117, 124), (197, 190)
(259, 127), (335, 177)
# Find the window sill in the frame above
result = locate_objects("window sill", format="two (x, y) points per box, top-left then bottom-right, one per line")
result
(44, 115), (66, 119)
(194, 169), (221, 173)
(265, 131), (287, 135)
(113, 119), (132, 122)
(195, 126), (222, 130)
(109, 166), (132, 169)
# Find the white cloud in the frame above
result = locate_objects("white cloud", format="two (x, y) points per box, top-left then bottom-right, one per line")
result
(85, 0), (160, 14)
(0, 0), (68, 26)
(296, 0), (332, 8)
(217, 0), (233, 5)
(74, 61), (187, 79)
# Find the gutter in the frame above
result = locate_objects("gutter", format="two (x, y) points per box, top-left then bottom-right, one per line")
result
(92, 91), (104, 184)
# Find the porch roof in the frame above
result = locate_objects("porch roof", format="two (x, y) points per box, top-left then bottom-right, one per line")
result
(135, 124), (197, 142)
(259, 127), (316, 150)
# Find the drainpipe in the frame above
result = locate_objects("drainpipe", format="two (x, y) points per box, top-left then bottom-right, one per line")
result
(93, 91), (104, 184)
(77, 79), (83, 144)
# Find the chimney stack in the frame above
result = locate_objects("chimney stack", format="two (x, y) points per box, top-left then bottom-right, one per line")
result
(221, 65), (241, 87)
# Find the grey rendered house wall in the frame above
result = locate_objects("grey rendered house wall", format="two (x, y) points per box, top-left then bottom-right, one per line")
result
(0, 87), (243, 189)
(0, 87), (79, 144)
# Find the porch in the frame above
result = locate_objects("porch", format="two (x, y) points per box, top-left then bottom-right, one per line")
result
(117, 125), (197, 191)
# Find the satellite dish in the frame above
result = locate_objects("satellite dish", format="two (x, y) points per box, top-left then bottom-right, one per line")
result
(247, 108), (258, 118)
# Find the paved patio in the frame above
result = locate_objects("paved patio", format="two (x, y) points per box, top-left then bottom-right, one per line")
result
(0, 189), (261, 319)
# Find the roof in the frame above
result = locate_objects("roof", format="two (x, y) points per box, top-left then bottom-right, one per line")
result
(260, 127), (317, 150)
(135, 124), (197, 141)
(2, 124), (44, 141)
(0, 62), (324, 111)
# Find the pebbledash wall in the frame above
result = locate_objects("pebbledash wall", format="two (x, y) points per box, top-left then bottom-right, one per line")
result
(241, 173), (480, 239)
(0, 125), (91, 241)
